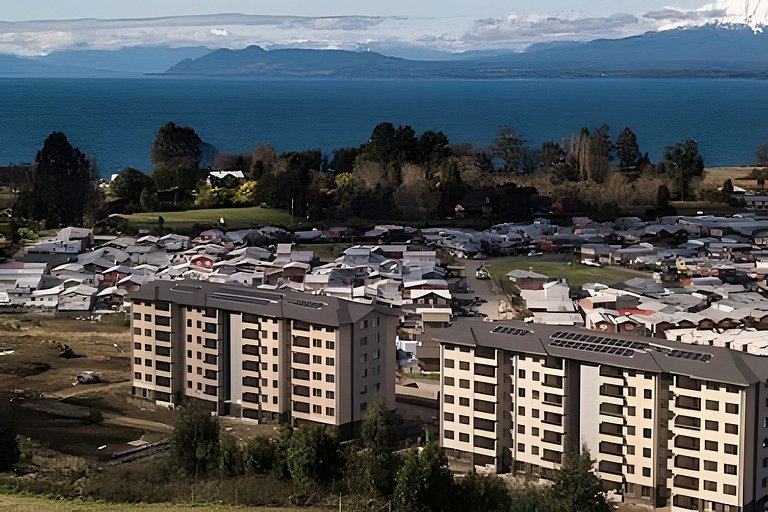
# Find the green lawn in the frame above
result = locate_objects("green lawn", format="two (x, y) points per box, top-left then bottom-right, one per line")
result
(487, 255), (650, 290)
(0, 493), (321, 512)
(116, 206), (299, 231)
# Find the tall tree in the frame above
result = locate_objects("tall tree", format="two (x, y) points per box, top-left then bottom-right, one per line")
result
(169, 403), (220, 477)
(416, 130), (451, 166)
(16, 131), (97, 227)
(661, 139), (704, 201)
(490, 125), (527, 173)
(756, 141), (768, 167)
(552, 447), (614, 512)
(615, 127), (640, 169)
(150, 121), (204, 170)
(286, 426), (343, 487)
(574, 126), (612, 183)
(393, 443), (454, 512)
(359, 395), (400, 497)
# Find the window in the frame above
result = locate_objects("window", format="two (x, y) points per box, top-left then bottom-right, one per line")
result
(326, 340), (335, 350)
(313, 355), (322, 364)
(531, 409), (539, 419)
(725, 403), (739, 414)
(459, 397), (469, 407)
(459, 415), (470, 425)
(517, 443), (525, 453)
(626, 446), (635, 456)
(312, 388), (322, 397)
(532, 390), (539, 400)
(705, 420), (718, 431)
(644, 389), (652, 399)
(531, 446), (539, 455)
(312, 404), (321, 414)
(705, 440), (718, 451)
(628, 406), (636, 416)
(326, 390), (334, 399)
(705, 400), (719, 411)
(312, 371), (321, 380)
(723, 484), (737, 496)
(155, 331), (170, 342)
(644, 409), (652, 419)
(459, 361), (469, 370)
(643, 447), (651, 458)
(444, 394), (454, 404)
(444, 412), (454, 422)
(517, 424), (525, 435)
(326, 374), (335, 383)
(703, 481), (717, 492)
(518, 369), (525, 379)
(459, 379), (470, 389)
(445, 359), (454, 368)
(133, 328), (141, 335)
(444, 377), (454, 386)
(724, 444), (738, 455)
(459, 433), (469, 442)
(326, 357), (335, 366)
(444, 430), (454, 440)
(133, 342), (141, 350)
(518, 406), (525, 416)
(643, 428), (651, 439)
(326, 407), (335, 416)
(725, 423), (738, 435)
(312, 338), (322, 348)
(724, 464), (737, 475)
(518, 388), (526, 398)
(532, 371), (539, 381)
(704, 460), (717, 471)
(627, 387), (636, 397)
(642, 467), (651, 477)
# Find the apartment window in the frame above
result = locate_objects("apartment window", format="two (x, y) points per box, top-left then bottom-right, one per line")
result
(445, 394), (454, 404)
(326, 407), (334, 416)
(725, 423), (738, 435)
(312, 338), (321, 348)
(706, 382), (719, 391)
(531, 409), (539, 419)
(326, 374), (335, 383)
(147, 344), (152, 351)
(642, 467), (651, 477)
(134, 372), (141, 380)
(360, 385), (368, 395)
(724, 464), (737, 475)
(459, 397), (469, 407)
(445, 359), (454, 369)
(532, 390), (539, 400)
(643, 428), (651, 439)
(518, 406), (526, 417)
(444, 430), (454, 440)
(531, 427), (539, 437)
(705, 440), (718, 451)
(313, 355), (322, 364)
(531, 446), (539, 456)
(459, 379), (470, 389)
(518, 369), (526, 379)
(444, 412), (454, 422)
(703, 481), (717, 492)
(203, 322), (216, 333)
(133, 342), (141, 350)
(626, 465), (634, 474)
(725, 403), (739, 414)
(145, 374), (152, 382)
(133, 328), (141, 335)
(628, 406), (636, 417)
(703, 460), (717, 471)
(459, 361), (469, 371)
(187, 381), (192, 389)
(293, 369), (309, 381)
(705, 400), (719, 411)
(724, 444), (738, 455)
(326, 390), (334, 399)
(627, 426), (635, 436)
(144, 359), (152, 367)
(644, 389), (652, 399)
(723, 485), (737, 496)
(326, 357), (334, 366)
(134, 357), (141, 364)
(312, 388), (321, 397)
(459, 415), (470, 425)
(705, 420), (718, 431)
(517, 444), (525, 453)
(360, 336), (367, 346)
(532, 371), (539, 381)
(459, 433), (469, 442)
(626, 446), (635, 455)
(627, 387), (636, 397)
(518, 388), (526, 398)
(643, 409), (652, 419)
(326, 340), (335, 350)
(312, 371), (321, 380)
(144, 329), (151, 337)
(643, 447), (651, 458)
(312, 405), (321, 414)
(517, 424), (525, 435)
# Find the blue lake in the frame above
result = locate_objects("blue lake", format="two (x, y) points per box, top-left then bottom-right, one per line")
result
(0, 77), (766, 175)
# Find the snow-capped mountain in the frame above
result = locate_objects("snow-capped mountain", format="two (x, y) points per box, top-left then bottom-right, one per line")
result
(719, 0), (768, 29)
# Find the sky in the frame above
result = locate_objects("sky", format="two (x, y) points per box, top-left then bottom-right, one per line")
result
(0, 0), (762, 57)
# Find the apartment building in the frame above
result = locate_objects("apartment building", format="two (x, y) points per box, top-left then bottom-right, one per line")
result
(437, 320), (768, 512)
(130, 280), (399, 439)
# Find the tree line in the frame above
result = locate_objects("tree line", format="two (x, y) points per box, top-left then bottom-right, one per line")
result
(160, 398), (613, 512)
(13, 120), (712, 229)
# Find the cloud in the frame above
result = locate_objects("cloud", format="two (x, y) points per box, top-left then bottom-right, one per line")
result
(0, 4), (762, 57)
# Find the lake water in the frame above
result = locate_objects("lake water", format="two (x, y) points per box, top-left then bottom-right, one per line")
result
(1, 77), (767, 175)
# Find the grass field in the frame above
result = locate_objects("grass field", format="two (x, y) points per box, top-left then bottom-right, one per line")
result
(116, 207), (299, 231)
(0, 494), (320, 512)
(487, 255), (650, 290)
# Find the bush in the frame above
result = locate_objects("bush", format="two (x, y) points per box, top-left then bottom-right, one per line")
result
(169, 403), (220, 477)
(286, 426), (344, 487)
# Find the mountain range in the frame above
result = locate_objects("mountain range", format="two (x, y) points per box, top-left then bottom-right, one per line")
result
(2, 24), (768, 79)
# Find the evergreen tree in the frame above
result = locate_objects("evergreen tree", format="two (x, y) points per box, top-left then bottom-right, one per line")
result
(661, 139), (705, 201)
(359, 396), (400, 496)
(110, 167), (154, 209)
(615, 127), (640, 169)
(490, 125), (527, 173)
(552, 447), (614, 512)
(15, 131), (96, 227)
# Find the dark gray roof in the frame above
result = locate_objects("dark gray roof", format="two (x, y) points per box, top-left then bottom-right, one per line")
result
(131, 280), (399, 327)
(431, 319), (768, 387)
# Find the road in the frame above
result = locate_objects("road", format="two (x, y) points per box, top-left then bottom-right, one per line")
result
(462, 260), (507, 319)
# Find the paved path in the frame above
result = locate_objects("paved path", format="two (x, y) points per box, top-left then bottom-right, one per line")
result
(462, 260), (507, 319)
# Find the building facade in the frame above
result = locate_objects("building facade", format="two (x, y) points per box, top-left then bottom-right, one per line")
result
(131, 281), (399, 439)
(437, 320), (768, 512)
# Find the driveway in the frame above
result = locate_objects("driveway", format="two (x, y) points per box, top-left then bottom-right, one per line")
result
(462, 260), (507, 319)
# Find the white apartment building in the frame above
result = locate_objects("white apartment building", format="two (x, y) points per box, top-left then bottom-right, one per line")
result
(130, 280), (399, 439)
(437, 320), (768, 512)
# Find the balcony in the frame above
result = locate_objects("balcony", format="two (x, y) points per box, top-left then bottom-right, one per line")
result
(674, 455), (700, 472)
(674, 415), (701, 431)
(474, 363), (496, 378)
(543, 430), (562, 445)
(599, 384), (623, 399)
(674, 435), (700, 451)
(599, 441), (623, 457)
(599, 422), (623, 437)
(599, 365), (623, 378)
(672, 495), (699, 511)
(543, 412), (563, 426)
(292, 352), (310, 365)
(242, 360), (260, 372)
(543, 393), (563, 406)
(599, 402), (623, 418)
(673, 475), (699, 491)
(675, 395), (701, 411)
(474, 399), (496, 414)
(542, 449), (562, 464)
(293, 336), (310, 348)
(543, 375), (563, 389)
(598, 460), (623, 476)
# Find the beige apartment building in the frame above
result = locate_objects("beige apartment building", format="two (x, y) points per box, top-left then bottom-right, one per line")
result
(131, 280), (398, 439)
(438, 320), (768, 512)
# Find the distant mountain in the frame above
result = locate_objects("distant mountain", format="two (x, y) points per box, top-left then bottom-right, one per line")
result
(34, 46), (212, 74)
(0, 46), (212, 77)
(164, 24), (768, 79)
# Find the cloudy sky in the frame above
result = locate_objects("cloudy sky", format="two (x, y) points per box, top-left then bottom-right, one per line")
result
(0, 0), (762, 56)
